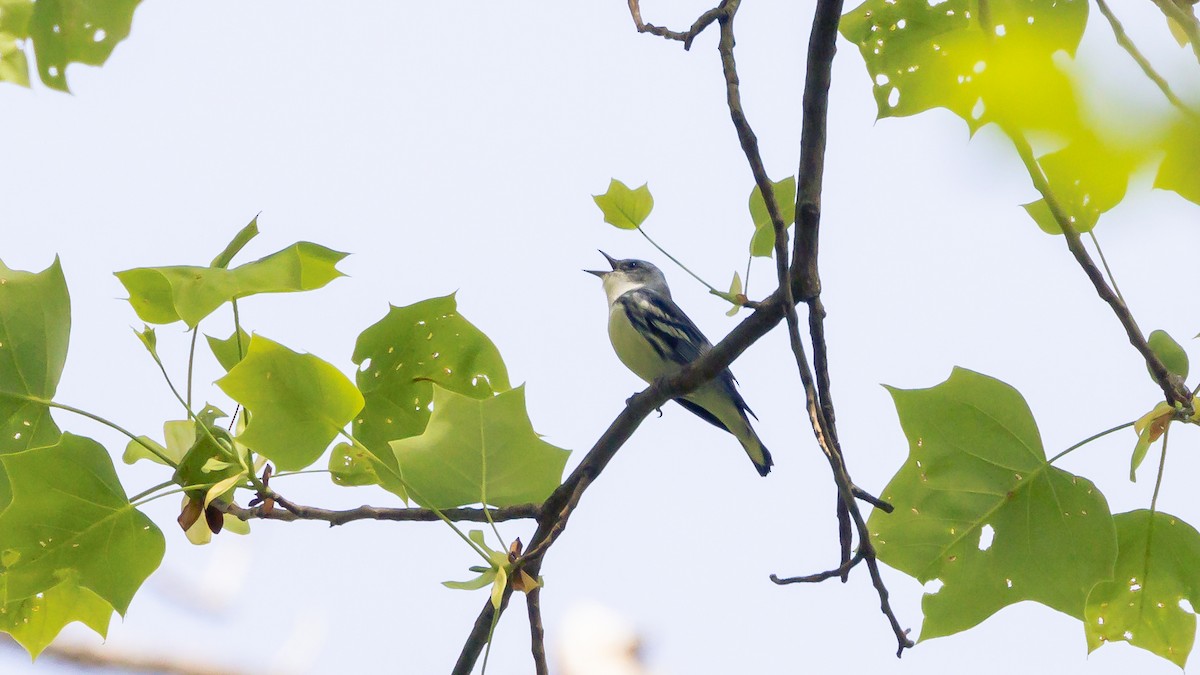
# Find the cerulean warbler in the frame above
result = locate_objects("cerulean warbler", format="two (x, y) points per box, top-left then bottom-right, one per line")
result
(586, 251), (773, 476)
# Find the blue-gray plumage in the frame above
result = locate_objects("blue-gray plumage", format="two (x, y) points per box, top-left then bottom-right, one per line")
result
(586, 251), (773, 476)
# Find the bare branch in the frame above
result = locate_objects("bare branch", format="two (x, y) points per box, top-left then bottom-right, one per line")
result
(527, 587), (549, 675)
(3, 635), (242, 675)
(771, 550), (865, 585)
(626, 0), (726, 50)
(1007, 128), (1192, 410)
(220, 496), (541, 526)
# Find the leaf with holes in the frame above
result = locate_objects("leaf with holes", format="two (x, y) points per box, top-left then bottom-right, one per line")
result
(390, 385), (569, 509)
(1085, 510), (1200, 667)
(870, 367), (1116, 640)
(748, 176), (796, 257)
(28, 0), (142, 91)
(1, 570), (113, 658)
(840, 0), (1087, 133)
(0, 0), (33, 87)
(217, 335), (364, 471)
(1021, 133), (1138, 235)
(116, 241), (347, 328)
(0, 258), (70, 510)
(0, 433), (164, 618)
(593, 179), (654, 230)
(347, 294), (510, 494)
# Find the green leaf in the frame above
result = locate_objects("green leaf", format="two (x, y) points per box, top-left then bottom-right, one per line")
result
(1148, 329), (1189, 381)
(133, 325), (157, 357)
(0, 257), (70, 401)
(592, 179), (654, 230)
(217, 335), (364, 471)
(123, 420), (198, 466)
(1130, 402), (1174, 482)
(1156, 113), (1200, 207)
(1085, 510), (1200, 667)
(28, 0), (142, 92)
(328, 441), (378, 486)
(0, 433), (164, 615)
(749, 176), (796, 257)
(0, 0), (34, 88)
(390, 385), (569, 509)
(205, 326), (252, 372)
(0, 257), (70, 509)
(725, 271), (743, 317)
(351, 294), (510, 493)
(1, 571), (112, 658)
(871, 367), (1116, 640)
(210, 216), (260, 269)
(115, 241), (348, 328)
(840, 0), (1087, 133)
(1021, 136), (1137, 235)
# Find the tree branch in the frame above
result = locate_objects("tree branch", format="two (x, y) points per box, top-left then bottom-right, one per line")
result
(626, 0), (724, 50)
(1007, 128), (1192, 410)
(220, 497), (541, 526)
(452, 0), (915, 668)
(527, 586), (549, 675)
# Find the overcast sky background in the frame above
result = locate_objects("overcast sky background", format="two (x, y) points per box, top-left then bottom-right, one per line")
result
(2, 1), (1199, 673)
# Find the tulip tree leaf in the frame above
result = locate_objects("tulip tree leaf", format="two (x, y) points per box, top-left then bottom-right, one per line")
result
(0, 433), (164, 616)
(0, 0), (33, 87)
(840, 0), (1088, 133)
(115, 241), (348, 328)
(206, 326), (253, 372)
(870, 367), (1116, 640)
(1156, 116), (1200, 206)
(1148, 329), (1189, 381)
(217, 335), (363, 471)
(0, 258), (70, 510)
(27, 0), (142, 91)
(391, 385), (569, 509)
(749, 176), (796, 257)
(1, 571), (112, 658)
(593, 179), (654, 230)
(1085, 510), (1200, 667)
(348, 294), (510, 494)
(1021, 135), (1137, 235)
(329, 441), (378, 487)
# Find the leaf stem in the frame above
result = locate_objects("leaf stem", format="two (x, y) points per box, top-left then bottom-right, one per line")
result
(1096, 0), (1200, 117)
(1048, 419), (1136, 464)
(1150, 424), (1170, 513)
(339, 432), (492, 563)
(636, 227), (722, 295)
(187, 328), (199, 411)
(1087, 231), (1125, 306)
(42, 399), (179, 467)
(129, 479), (176, 504)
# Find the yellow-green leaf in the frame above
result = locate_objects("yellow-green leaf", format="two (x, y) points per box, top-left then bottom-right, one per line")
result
(390, 385), (569, 509)
(217, 335), (364, 471)
(593, 179), (654, 230)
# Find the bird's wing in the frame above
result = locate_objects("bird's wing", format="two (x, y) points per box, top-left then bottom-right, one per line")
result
(616, 289), (756, 419)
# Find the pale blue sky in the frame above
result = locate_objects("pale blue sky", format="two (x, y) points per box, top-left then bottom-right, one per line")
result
(2, 2), (1199, 673)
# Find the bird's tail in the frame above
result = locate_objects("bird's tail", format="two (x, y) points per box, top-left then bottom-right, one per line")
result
(737, 422), (773, 477)
(677, 390), (773, 476)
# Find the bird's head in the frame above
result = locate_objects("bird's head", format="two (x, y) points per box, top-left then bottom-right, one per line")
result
(586, 251), (671, 304)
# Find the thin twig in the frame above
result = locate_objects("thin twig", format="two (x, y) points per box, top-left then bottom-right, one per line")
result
(220, 497), (540, 525)
(1007, 129), (1191, 409)
(1149, 0), (1200, 65)
(1096, 0), (1199, 117)
(527, 586), (549, 675)
(771, 550), (865, 584)
(626, 0), (725, 50)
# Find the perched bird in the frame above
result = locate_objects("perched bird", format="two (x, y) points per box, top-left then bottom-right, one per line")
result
(586, 251), (773, 476)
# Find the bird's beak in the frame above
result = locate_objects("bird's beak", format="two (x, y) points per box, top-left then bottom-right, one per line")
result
(584, 250), (619, 278)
